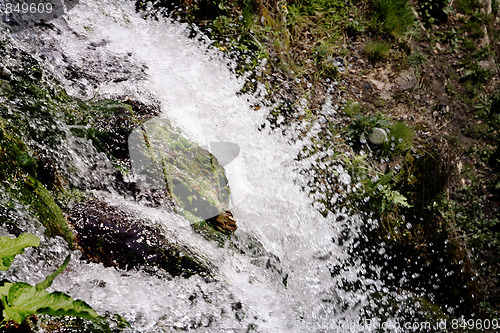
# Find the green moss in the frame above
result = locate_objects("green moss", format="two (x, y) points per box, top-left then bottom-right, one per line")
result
(0, 40), (86, 246)
(74, 100), (148, 171)
(384, 121), (414, 154)
(190, 216), (229, 245)
(131, 119), (232, 235)
(0, 122), (74, 246)
(22, 178), (75, 245)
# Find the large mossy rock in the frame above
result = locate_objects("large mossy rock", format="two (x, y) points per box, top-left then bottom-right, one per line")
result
(128, 118), (237, 234)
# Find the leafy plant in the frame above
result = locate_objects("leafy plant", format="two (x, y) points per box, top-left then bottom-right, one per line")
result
(0, 233), (40, 271)
(371, 181), (411, 213)
(408, 49), (427, 68)
(346, 157), (411, 213)
(346, 113), (390, 146)
(460, 58), (493, 98)
(0, 234), (99, 325)
(342, 100), (362, 117)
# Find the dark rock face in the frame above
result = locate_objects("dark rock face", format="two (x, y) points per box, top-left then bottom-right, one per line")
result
(80, 99), (159, 167)
(68, 200), (209, 278)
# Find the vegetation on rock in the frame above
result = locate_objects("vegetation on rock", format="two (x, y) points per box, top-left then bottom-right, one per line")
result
(129, 118), (236, 234)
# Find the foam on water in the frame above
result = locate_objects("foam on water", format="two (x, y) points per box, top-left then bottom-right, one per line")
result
(10, 0), (380, 331)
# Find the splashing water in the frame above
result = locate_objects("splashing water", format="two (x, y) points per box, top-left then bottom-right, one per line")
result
(7, 0), (384, 331)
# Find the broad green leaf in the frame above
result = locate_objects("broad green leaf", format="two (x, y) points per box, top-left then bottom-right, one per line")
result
(0, 233), (40, 270)
(36, 255), (71, 291)
(0, 282), (99, 324)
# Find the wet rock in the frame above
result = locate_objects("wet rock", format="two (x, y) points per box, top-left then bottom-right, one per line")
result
(79, 99), (159, 165)
(205, 210), (237, 233)
(76, 99), (237, 235)
(0, 121), (74, 246)
(128, 118), (237, 234)
(68, 200), (209, 278)
(0, 0), (80, 33)
(368, 127), (388, 145)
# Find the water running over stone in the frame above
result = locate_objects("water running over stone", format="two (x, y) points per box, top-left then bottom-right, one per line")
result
(5, 0), (381, 331)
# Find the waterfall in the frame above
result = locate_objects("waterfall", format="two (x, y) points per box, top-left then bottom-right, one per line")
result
(5, 0), (380, 331)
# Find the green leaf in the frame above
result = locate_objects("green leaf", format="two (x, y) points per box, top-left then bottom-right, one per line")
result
(0, 233), (40, 270)
(391, 190), (411, 208)
(378, 171), (394, 185)
(36, 255), (71, 291)
(0, 282), (99, 324)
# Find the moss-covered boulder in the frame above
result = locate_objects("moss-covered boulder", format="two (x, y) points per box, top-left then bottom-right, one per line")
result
(128, 118), (237, 234)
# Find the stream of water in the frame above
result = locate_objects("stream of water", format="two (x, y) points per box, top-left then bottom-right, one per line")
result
(7, 1), (384, 331)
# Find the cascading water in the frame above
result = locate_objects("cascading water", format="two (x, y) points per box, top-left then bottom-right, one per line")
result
(3, 0), (385, 331)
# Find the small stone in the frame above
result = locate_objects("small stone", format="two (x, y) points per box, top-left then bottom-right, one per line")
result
(206, 211), (237, 233)
(395, 70), (417, 91)
(368, 128), (388, 145)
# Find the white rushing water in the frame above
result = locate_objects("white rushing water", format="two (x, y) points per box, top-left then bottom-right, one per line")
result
(10, 0), (381, 331)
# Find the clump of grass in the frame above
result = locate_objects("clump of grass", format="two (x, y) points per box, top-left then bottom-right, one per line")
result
(287, 0), (368, 69)
(463, 18), (485, 39)
(311, 42), (342, 77)
(408, 49), (427, 68)
(364, 41), (391, 61)
(371, 0), (415, 38)
(460, 59), (494, 99)
(384, 121), (414, 154)
(343, 100), (363, 117)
